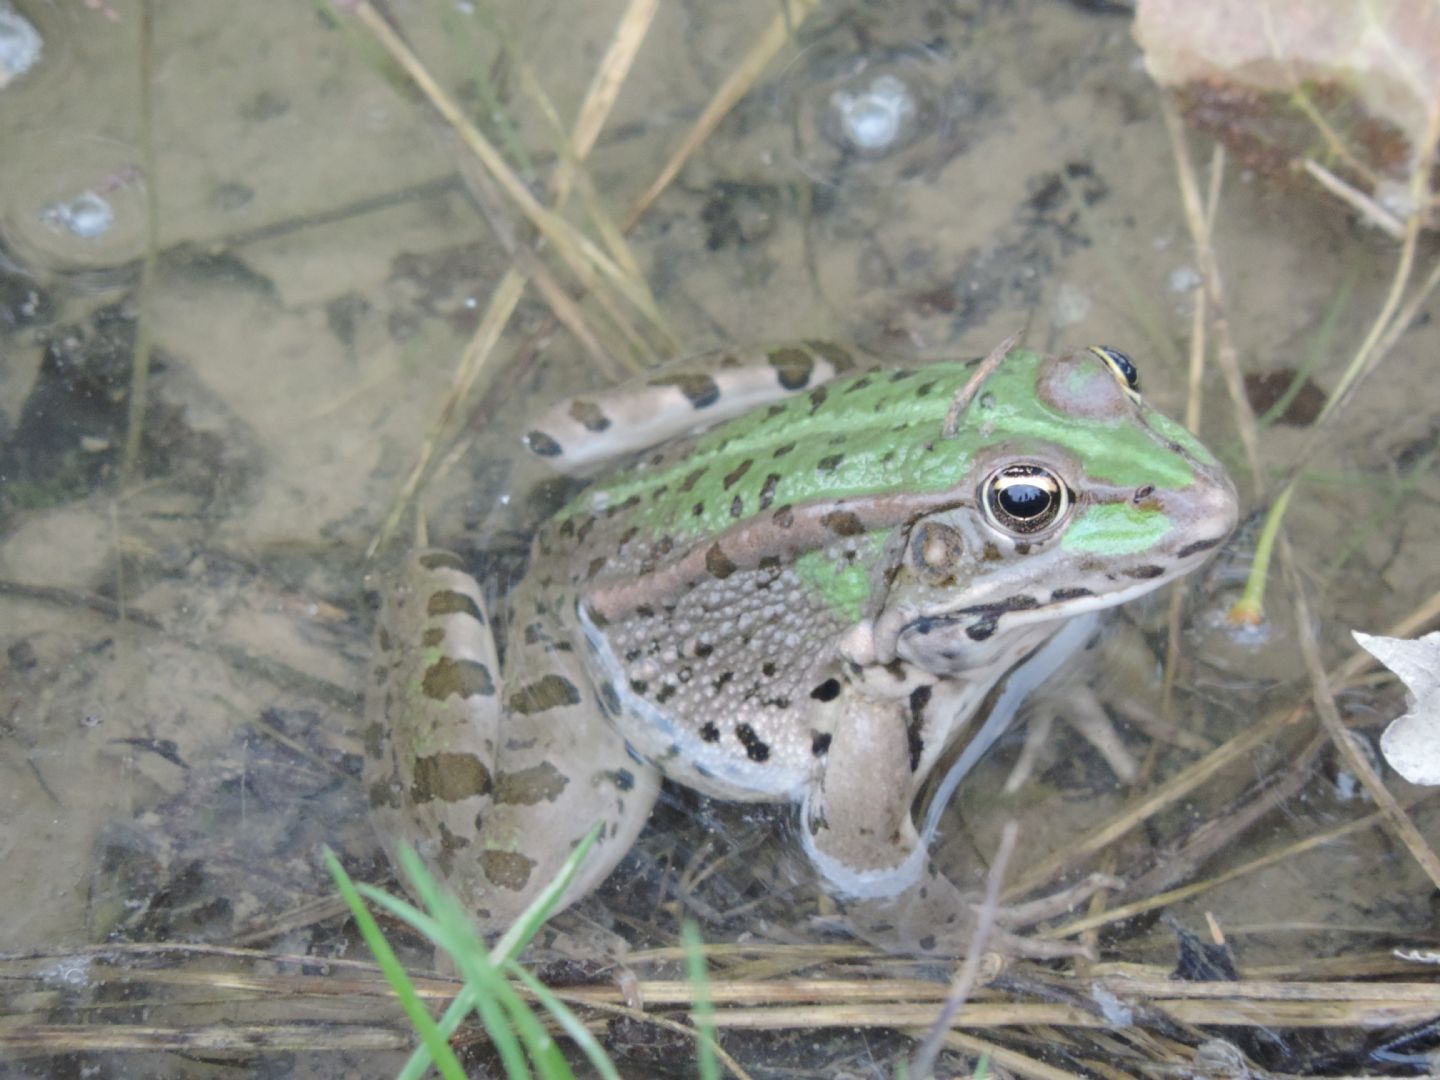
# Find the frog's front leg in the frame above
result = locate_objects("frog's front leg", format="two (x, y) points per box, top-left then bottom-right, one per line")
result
(800, 683), (1108, 958)
(365, 551), (660, 931)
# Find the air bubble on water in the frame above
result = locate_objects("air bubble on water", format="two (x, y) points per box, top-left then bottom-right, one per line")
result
(0, 3), (42, 89)
(39, 190), (115, 239)
(829, 74), (916, 153)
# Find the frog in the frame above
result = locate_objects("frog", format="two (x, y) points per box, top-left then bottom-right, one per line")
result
(363, 336), (1239, 956)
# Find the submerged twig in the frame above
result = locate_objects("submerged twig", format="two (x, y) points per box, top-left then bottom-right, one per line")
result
(909, 822), (1018, 1078)
(622, 0), (823, 230)
(120, 0), (161, 485)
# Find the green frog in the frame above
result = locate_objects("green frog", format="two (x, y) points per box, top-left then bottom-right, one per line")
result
(363, 338), (1238, 955)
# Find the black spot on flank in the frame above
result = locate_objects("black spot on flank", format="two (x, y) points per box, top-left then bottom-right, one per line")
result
(768, 345), (816, 389)
(525, 430), (562, 457)
(773, 441), (796, 457)
(651, 372), (721, 408)
(1176, 536), (1225, 558)
(679, 466), (707, 492)
(817, 453), (844, 473)
(811, 678), (841, 701)
(655, 683), (677, 705)
(915, 380), (938, 397)
(889, 369), (915, 381)
(758, 473), (781, 510)
(723, 459), (753, 489)
(773, 505), (795, 528)
(427, 589), (485, 623)
(918, 934), (937, 952)
(636, 604), (656, 618)
(843, 375), (873, 394)
(1124, 565), (1166, 579)
(909, 684), (932, 719)
(967, 615), (999, 641)
(1134, 484), (1156, 501)
(1050, 587), (1095, 602)
(762, 661), (777, 677)
(700, 721), (720, 742)
(629, 678), (649, 695)
(731, 495), (744, 518)
(692, 502), (705, 517)
(568, 399), (611, 432)
(765, 403), (786, 419)
(713, 671), (734, 691)
(694, 641), (714, 658)
(586, 556), (606, 580)
(808, 385), (829, 413)
(735, 723), (770, 762)
(418, 551), (466, 572)
(811, 732), (832, 756)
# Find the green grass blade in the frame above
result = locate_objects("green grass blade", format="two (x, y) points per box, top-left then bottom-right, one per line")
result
(681, 921), (720, 1080)
(507, 961), (621, 1080)
(490, 823), (603, 963)
(323, 848), (468, 1080)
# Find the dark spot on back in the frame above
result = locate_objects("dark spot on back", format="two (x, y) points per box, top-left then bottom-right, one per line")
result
(412, 752), (493, 802)
(422, 657), (495, 700)
(723, 459), (753, 489)
(817, 453), (844, 474)
(811, 732), (832, 756)
(427, 589), (485, 623)
(768, 345), (816, 390)
(525, 430), (562, 457)
(758, 473), (781, 510)
(568, 399), (611, 432)
(810, 678), (841, 702)
(734, 723), (770, 762)
(506, 673), (583, 714)
(652, 372), (721, 408)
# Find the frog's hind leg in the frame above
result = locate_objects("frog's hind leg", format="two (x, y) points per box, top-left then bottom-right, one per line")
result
(365, 550), (659, 932)
(522, 341), (860, 472)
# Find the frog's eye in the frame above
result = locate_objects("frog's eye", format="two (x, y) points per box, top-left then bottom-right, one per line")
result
(1089, 345), (1141, 397)
(981, 464), (1071, 536)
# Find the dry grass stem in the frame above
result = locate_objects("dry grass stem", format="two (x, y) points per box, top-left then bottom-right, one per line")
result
(1159, 94), (1263, 497)
(622, 0), (823, 230)
(909, 821), (1018, 1078)
(350, 2), (663, 331)
(361, 0), (661, 555)
(1303, 159), (1405, 238)
(935, 1030), (1087, 1080)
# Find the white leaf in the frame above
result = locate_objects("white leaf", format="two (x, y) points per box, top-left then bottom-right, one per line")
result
(1352, 630), (1440, 786)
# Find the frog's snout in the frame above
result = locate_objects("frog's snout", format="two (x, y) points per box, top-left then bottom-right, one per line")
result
(1164, 471), (1240, 557)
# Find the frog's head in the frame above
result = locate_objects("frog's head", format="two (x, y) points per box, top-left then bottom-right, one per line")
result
(875, 346), (1239, 675)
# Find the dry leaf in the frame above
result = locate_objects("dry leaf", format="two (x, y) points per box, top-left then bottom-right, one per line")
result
(1352, 629), (1440, 786)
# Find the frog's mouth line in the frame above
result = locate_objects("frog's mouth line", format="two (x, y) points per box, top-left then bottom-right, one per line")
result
(901, 570), (1189, 645)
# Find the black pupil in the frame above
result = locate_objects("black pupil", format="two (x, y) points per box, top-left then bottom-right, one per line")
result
(999, 482), (1051, 519)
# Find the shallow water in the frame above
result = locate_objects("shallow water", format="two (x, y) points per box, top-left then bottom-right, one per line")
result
(1, 1), (1436, 1076)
